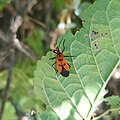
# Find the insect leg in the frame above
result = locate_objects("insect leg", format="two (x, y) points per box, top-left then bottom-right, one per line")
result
(49, 57), (56, 60)
(64, 55), (75, 58)
(67, 62), (71, 67)
(52, 61), (56, 66)
(62, 39), (65, 53)
(51, 62), (57, 72)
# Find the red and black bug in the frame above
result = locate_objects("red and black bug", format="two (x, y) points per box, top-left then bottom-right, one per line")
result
(50, 39), (72, 77)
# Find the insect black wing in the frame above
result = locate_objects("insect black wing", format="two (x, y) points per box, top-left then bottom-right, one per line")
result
(60, 65), (69, 77)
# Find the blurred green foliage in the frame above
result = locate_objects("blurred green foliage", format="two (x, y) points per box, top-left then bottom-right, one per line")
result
(26, 29), (44, 57)
(0, 0), (12, 10)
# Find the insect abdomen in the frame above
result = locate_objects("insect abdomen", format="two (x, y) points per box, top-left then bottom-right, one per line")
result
(60, 66), (69, 77)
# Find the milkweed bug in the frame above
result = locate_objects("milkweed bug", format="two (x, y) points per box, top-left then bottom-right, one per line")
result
(50, 39), (72, 77)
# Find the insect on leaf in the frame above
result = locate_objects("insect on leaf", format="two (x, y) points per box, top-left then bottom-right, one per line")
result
(33, 0), (120, 119)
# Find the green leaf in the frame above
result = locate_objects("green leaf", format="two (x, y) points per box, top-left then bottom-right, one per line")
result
(94, 96), (120, 120)
(106, 96), (120, 111)
(33, 0), (120, 119)
(39, 107), (59, 120)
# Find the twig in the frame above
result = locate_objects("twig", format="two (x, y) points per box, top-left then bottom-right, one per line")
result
(0, 49), (15, 120)
(8, 97), (24, 120)
(0, 30), (8, 43)
(0, 15), (21, 120)
(28, 15), (46, 30)
(0, 1), (38, 119)
(10, 15), (22, 33)
(12, 34), (38, 61)
(0, 16), (38, 61)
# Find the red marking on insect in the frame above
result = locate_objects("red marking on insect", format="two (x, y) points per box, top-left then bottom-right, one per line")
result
(50, 40), (71, 77)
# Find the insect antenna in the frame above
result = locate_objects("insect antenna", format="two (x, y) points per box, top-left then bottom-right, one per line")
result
(62, 39), (65, 53)
(57, 38), (66, 53)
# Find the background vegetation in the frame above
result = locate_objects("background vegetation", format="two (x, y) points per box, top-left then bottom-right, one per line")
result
(0, 0), (120, 120)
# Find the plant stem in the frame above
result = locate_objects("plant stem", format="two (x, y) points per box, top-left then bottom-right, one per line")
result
(0, 49), (14, 120)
